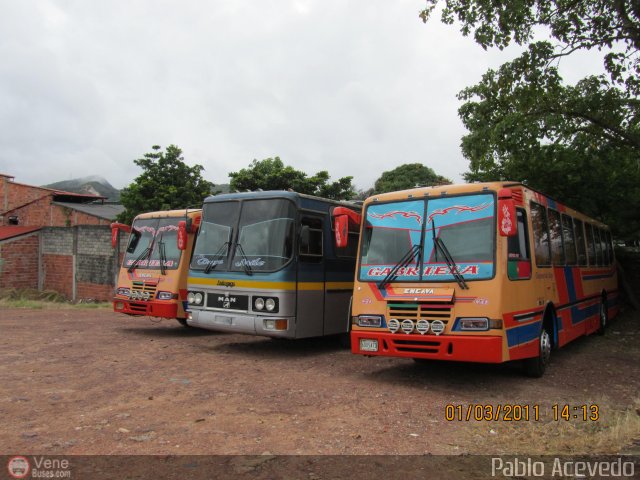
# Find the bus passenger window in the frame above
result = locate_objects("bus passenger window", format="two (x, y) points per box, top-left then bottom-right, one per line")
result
(507, 209), (531, 280)
(606, 231), (614, 265)
(594, 228), (603, 266)
(586, 224), (597, 265)
(561, 214), (577, 266)
(599, 228), (609, 265)
(547, 209), (565, 265)
(530, 202), (551, 267)
(574, 219), (588, 266)
(300, 217), (323, 261)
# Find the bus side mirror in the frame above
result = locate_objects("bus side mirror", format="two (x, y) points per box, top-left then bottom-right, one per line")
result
(335, 215), (349, 248)
(332, 206), (362, 248)
(110, 222), (131, 248)
(300, 225), (310, 250)
(111, 226), (118, 248)
(178, 221), (188, 250)
(498, 188), (517, 237)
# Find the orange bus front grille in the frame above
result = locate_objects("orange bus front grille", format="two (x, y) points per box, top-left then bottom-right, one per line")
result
(130, 281), (157, 301)
(129, 302), (149, 313)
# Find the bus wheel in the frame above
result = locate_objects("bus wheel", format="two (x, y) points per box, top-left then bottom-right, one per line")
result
(597, 299), (608, 336)
(177, 318), (191, 328)
(524, 327), (551, 378)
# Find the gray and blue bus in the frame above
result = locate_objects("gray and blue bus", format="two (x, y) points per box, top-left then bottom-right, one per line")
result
(185, 191), (361, 339)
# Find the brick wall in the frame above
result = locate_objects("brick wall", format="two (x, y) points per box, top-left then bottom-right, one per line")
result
(0, 232), (40, 290)
(4, 198), (107, 227)
(42, 254), (74, 299)
(0, 177), (50, 213)
(0, 225), (125, 302)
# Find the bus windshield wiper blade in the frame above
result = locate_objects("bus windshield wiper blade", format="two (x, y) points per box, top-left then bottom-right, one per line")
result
(234, 242), (254, 276)
(430, 218), (467, 290)
(204, 241), (230, 274)
(378, 243), (421, 289)
(434, 236), (468, 290)
(158, 236), (167, 276)
(128, 244), (152, 273)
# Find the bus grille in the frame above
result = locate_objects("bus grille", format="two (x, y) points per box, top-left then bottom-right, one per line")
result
(130, 281), (157, 301)
(386, 301), (452, 333)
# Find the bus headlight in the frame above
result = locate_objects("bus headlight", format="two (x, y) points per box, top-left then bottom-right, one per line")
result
(458, 317), (489, 331)
(401, 319), (414, 334)
(187, 291), (204, 306)
(416, 319), (430, 335)
(265, 298), (276, 312)
(430, 320), (445, 335)
(116, 287), (130, 297)
(254, 297), (265, 310)
(254, 297), (278, 313)
(157, 291), (176, 300)
(356, 315), (382, 327)
(388, 318), (400, 333)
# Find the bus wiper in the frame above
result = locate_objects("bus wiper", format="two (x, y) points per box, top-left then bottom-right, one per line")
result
(158, 235), (167, 276)
(431, 219), (468, 290)
(128, 244), (153, 273)
(378, 243), (421, 289)
(234, 242), (254, 276)
(204, 241), (231, 274)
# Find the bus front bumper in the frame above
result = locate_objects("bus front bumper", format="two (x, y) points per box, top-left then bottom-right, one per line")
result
(113, 298), (180, 319)
(351, 331), (504, 363)
(187, 308), (295, 338)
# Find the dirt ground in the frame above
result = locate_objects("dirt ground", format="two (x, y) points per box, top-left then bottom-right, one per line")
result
(1, 306), (639, 463)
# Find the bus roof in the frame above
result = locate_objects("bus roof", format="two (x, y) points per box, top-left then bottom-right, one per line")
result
(202, 190), (361, 209)
(133, 208), (201, 220)
(364, 181), (608, 228)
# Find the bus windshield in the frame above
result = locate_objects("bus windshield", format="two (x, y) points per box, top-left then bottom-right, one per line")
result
(124, 218), (182, 271)
(191, 198), (296, 273)
(359, 193), (495, 282)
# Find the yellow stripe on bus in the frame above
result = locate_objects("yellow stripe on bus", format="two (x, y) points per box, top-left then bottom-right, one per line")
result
(188, 277), (353, 292)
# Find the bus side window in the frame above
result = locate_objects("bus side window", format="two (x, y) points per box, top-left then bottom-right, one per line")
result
(606, 231), (614, 265)
(530, 202), (551, 267)
(507, 209), (531, 280)
(574, 219), (588, 266)
(547, 209), (565, 265)
(586, 224), (597, 265)
(561, 214), (577, 266)
(599, 228), (609, 265)
(594, 227), (603, 266)
(300, 216), (323, 262)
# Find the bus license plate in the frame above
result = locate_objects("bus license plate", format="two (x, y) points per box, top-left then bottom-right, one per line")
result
(360, 339), (378, 352)
(215, 315), (233, 325)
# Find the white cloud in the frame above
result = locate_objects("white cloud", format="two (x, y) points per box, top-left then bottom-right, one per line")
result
(0, 0), (584, 192)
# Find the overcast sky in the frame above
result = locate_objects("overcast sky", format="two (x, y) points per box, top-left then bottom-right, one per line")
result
(0, 1), (600, 192)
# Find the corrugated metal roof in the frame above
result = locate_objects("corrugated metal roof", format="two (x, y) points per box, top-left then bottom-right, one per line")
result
(53, 202), (125, 221)
(0, 226), (40, 241)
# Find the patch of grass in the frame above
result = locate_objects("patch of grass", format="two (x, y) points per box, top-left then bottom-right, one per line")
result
(465, 398), (640, 455)
(0, 288), (110, 309)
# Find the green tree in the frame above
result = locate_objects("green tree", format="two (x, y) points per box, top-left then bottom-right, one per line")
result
(420, 1), (640, 238)
(229, 157), (355, 200)
(373, 163), (451, 194)
(117, 145), (214, 225)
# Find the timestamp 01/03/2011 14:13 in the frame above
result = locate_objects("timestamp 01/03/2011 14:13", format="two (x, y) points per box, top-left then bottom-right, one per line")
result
(444, 404), (600, 422)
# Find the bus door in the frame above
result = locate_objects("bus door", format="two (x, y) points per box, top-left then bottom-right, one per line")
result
(296, 214), (325, 337)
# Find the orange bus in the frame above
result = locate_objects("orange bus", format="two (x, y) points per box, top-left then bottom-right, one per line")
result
(111, 209), (201, 326)
(349, 182), (619, 376)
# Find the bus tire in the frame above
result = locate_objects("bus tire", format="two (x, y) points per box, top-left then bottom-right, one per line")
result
(597, 298), (608, 336)
(524, 326), (551, 378)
